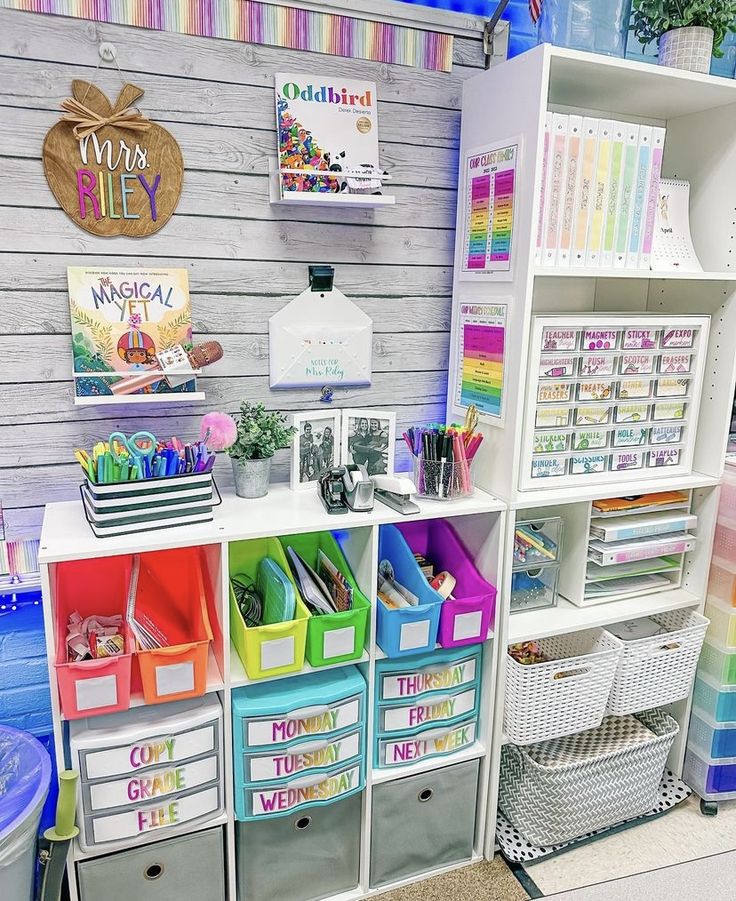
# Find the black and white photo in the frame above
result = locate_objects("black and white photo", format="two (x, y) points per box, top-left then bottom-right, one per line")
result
(291, 412), (341, 490)
(340, 409), (396, 477)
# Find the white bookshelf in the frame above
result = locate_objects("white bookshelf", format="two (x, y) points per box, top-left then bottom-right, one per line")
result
(447, 43), (736, 858)
(39, 486), (505, 901)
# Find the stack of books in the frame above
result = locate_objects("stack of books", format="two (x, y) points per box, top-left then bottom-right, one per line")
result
(535, 114), (666, 270)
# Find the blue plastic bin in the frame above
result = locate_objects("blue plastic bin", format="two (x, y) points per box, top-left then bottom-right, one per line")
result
(692, 674), (736, 723)
(376, 525), (443, 658)
(689, 709), (736, 759)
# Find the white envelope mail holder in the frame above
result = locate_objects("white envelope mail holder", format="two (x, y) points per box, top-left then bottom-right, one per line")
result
(269, 282), (373, 389)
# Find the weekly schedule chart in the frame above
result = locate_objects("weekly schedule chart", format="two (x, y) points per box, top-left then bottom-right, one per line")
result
(461, 140), (518, 278)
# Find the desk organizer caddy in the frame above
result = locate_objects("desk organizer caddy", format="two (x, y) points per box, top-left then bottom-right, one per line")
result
(77, 826), (226, 901)
(232, 666), (366, 821)
(80, 472), (220, 538)
(69, 695), (224, 853)
(229, 537), (310, 680)
(499, 709), (679, 846)
(504, 629), (623, 745)
(278, 531), (370, 667)
(373, 646), (482, 769)
(54, 555), (135, 720)
(511, 516), (563, 613)
(375, 521), (496, 658)
(370, 758), (480, 888)
(606, 608), (708, 715)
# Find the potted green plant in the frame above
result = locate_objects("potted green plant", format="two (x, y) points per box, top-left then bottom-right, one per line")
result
(631, 0), (736, 73)
(226, 402), (296, 498)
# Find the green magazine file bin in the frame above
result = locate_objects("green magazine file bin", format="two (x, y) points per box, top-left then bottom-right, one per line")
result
(279, 532), (370, 668)
(229, 538), (310, 680)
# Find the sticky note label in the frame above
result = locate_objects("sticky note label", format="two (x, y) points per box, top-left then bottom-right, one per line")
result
(623, 328), (657, 349)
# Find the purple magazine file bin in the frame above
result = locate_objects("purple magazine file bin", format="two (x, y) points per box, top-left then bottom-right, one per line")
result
(396, 519), (496, 648)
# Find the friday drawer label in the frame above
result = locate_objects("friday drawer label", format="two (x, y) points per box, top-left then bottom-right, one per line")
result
(249, 764), (360, 816)
(660, 353), (691, 373)
(618, 379), (651, 399)
(535, 406), (570, 428)
(661, 327), (695, 348)
(533, 431), (568, 454)
(649, 447), (681, 467)
(247, 730), (362, 782)
(580, 354), (614, 377)
(381, 687), (476, 733)
(620, 353), (655, 375)
(381, 657), (477, 700)
(81, 724), (217, 781)
(539, 356), (576, 378)
(537, 382), (572, 403)
(613, 427), (647, 447)
(623, 328), (657, 349)
(583, 329), (618, 350)
(575, 405), (610, 425)
(379, 720), (477, 767)
(531, 457), (566, 478)
(542, 328), (578, 351)
(87, 755), (219, 812)
(578, 381), (613, 401)
(655, 377), (688, 397)
(570, 454), (607, 474)
(246, 697), (360, 747)
(90, 786), (220, 844)
(612, 450), (644, 470)
(573, 430), (607, 450)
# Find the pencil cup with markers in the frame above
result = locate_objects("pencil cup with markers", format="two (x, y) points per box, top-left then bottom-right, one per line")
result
(403, 424), (482, 501)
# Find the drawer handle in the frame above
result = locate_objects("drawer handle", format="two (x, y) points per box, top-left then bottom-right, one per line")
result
(418, 788), (433, 803)
(288, 739), (330, 755)
(144, 863), (164, 881)
(418, 665), (452, 676)
(287, 704), (330, 720)
(294, 815), (312, 831)
(420, 693), (451, 705)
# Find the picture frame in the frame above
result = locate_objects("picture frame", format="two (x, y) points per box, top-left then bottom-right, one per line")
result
(340, 409), (396, 477)
(291, 411), (342, 490)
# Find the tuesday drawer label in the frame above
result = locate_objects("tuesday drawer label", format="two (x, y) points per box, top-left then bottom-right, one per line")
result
(246, 697), (360, 747)
(249, 764), (360, 816)
(381, 687), (476, 733)
(380, 720), (477, 767)
(247, 731), (362, 782)
(381, 657), (477, 700)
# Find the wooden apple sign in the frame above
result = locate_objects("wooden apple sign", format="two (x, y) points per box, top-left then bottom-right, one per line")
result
(43, 80), (183, 237)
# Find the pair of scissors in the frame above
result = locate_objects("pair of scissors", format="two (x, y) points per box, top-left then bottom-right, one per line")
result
(109, 431), (157, 479)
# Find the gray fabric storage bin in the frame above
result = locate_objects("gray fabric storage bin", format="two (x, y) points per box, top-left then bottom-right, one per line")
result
(370, 758), (479, 888)
(77, 826), (225, 901)
(236, 792), (362, 901)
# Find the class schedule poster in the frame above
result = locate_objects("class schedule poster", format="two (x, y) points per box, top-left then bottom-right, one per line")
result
(460, 139), (519, 281)
(453, 303), (507, 425)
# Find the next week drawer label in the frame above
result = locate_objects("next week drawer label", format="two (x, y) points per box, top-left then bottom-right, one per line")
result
(380, 657), (477, 701)
(381, 688), (476, 733)
(380, 720), (477, 767)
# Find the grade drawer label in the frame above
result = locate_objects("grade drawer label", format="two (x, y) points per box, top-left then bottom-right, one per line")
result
(87, 755), (218, 812)
(250, 764), (360, 816)
(381, 687), (476, 733)
(246, 697), (360, 747)
(381, 657), (477, 700)
(380, 720), (477, 767)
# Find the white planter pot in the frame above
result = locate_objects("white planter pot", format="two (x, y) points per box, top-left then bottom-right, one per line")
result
(659, 26), (714, 74)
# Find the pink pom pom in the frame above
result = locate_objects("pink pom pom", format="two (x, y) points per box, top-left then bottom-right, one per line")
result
(200, 412), (237, 452)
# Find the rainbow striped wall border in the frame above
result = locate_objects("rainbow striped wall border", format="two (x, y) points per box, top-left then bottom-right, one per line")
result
(0, 0), (455, 71)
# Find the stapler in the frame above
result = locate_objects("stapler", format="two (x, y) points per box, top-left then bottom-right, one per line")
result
(319, 468), (349, 515)
(372, 474), (420, 515)
(342, 464), (374, 512)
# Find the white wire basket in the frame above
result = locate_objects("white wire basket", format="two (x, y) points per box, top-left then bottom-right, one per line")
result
(504, 629), (623, 745)
(606, 608), (709, 716)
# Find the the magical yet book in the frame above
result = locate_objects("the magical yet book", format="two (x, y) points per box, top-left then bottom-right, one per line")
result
(67, 267), (196, 403)
(275, 72), (380, 196)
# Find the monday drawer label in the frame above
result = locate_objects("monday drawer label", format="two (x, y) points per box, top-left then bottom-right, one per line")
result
(246, 696), (361, 747)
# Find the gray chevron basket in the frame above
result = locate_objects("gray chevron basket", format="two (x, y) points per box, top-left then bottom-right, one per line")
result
(498, 709), (679, 845)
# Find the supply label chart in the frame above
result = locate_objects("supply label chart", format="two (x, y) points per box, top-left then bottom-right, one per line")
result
(461, 140), (518, 279)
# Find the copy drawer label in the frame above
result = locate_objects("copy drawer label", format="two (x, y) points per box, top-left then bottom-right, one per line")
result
(87, 755), (219, 812)
(245, 696), (361, 748)
(246, 730), (362, 782)
(381, 656), (477, 700)
(381, 687), (476, 733)
(248, 763), (360, 816)
(89, 785), (220, 845)
(80, 723), (218, 780)
(380, 720), (477, 767)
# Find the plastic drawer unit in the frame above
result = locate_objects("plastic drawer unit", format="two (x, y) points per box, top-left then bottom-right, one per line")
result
(232, 666), (366, 821)
(236, 792), (362, 901)
(69, 696), (224, 852)
(684, 748), (736, 801)
(705, 596), (736, 648)
(77, 826), (226, 901)
(370, 759), (479, 888)
(374, 647), (482, 768)
(693, 674), (736, 723)
(698, 636), (736, 686)
(689, 708), (736, 759)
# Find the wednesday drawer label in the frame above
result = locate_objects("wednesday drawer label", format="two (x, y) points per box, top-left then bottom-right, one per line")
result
(250, 764), (360, 816)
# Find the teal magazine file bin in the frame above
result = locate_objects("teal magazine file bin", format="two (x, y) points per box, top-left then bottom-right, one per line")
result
(375, 524), (443, 658)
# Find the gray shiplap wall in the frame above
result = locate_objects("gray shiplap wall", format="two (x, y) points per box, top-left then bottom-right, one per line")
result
(0, 8), (485, 538)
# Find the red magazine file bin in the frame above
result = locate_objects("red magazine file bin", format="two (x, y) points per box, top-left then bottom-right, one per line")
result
(54, 555), (134, 720)
(396, 519), (496, 648)
(134, 546), (214, 705)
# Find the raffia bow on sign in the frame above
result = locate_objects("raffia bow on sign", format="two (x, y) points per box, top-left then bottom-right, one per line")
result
(42, 80), (184, 238)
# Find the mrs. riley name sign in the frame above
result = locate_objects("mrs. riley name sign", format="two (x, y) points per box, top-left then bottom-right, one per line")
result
(43, 81), (183, 238)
